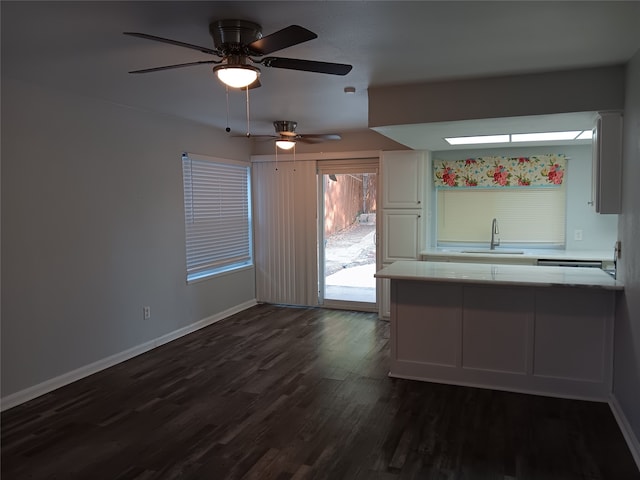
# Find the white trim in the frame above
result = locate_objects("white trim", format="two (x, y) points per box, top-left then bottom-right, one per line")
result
(186, 263), (254, 285)
(388, 372), (611, 403)
(184, 152), (250, 167)
(388, 370), (610, 402)
(609, 394), (640, 472)
(322, 300), (378, 313)
(0, 299), (257, 412)
(251, 150), (382, 163)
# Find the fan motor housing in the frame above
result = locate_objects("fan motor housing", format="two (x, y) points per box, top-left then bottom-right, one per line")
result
(210, 20), (262, 52)
(274, 120), (297, 134)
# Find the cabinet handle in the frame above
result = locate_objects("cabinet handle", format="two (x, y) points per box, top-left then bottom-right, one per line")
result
(417, 200), (421, 204)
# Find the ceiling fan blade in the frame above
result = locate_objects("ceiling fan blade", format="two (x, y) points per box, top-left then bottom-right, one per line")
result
(248, 25), (317, 55)
(129, 60), (217, 74)
(123, 32), (219, 56)
(261, 57), (352, 75)
(299, 134), (342, 144)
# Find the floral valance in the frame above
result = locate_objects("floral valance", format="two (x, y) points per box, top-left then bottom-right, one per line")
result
(433, 154), (566, 188)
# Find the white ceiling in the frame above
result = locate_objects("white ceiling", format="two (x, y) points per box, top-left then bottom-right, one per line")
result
(373, 112), (598, 150)
(2, 1), (639, 147)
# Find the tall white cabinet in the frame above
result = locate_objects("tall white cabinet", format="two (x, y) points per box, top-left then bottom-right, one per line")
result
(591, 111), (623, 214)
(379, 150), (427, 318)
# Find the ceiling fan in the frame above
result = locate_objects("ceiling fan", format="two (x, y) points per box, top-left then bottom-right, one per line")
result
(124, 19), (352, 89)
(248, 121), (341, 149)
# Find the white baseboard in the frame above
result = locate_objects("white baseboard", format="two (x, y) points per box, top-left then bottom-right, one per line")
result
(609, 394), (640, 472)
(0, 299), (257, 412)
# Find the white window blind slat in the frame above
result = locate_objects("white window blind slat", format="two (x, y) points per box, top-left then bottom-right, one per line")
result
(182, 154), (252, 281)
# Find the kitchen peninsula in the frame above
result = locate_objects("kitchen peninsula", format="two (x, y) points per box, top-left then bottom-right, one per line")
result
(375, 261), (623, 400)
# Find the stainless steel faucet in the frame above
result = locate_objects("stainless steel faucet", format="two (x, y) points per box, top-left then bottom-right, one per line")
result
(490, 218), (500, 250)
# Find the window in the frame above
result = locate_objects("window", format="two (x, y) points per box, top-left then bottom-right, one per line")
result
(433, 155), (567, 247)
(182, 153), (252, 282)
(437, 187), (566, 246)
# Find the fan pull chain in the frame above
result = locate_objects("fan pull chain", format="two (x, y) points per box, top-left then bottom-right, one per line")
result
(245, 86), (251, 137)
(274, 141), (279, 171)
(225, 86), (230, 133)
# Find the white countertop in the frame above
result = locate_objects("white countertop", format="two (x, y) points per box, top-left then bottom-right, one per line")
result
(375, 261), (623, 290)
(420, 248), (615, 262)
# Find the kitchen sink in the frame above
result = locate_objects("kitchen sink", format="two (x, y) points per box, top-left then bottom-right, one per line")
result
(461, 249), (525, 254)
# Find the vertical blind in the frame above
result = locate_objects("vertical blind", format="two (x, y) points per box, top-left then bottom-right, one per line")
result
(252, 159), (318, 306)
(182, 153), (252, 281)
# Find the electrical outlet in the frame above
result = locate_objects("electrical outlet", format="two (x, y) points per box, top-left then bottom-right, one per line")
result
(574, 229), (583, 241)
(143, 306), (151, 320)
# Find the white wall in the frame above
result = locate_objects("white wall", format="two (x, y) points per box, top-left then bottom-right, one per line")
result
(369, 65), (625, 127)
(429, 145), (618, 251)
(1, 78), (255, 399)
(613, 48), (640, 463)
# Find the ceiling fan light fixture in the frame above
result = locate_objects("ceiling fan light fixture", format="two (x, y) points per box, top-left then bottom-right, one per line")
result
(275, 139), (296, 150)
(213, 64), (260, 88)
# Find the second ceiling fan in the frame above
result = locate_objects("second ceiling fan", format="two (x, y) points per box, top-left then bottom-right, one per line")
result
(124, 19), (352, 89)
(250, 121), (341, 150)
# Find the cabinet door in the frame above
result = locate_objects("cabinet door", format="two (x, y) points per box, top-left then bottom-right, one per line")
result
(382, 151), (424, 209)
(592, 111), (622, 214)
(383, 210), (422, 262)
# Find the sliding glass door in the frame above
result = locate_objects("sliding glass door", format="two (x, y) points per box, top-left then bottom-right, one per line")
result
(317, 160), (379, 311)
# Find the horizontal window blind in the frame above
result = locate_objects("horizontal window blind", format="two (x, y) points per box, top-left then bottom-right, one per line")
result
(182, 153), (252, 281)
(437, 187), (566, 245)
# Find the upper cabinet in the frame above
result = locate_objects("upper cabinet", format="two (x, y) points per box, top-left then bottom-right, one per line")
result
(592, 111), (623, 214)
(382, 150), (425, 209)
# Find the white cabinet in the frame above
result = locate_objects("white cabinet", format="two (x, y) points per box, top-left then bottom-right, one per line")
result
(592, 111), (623, 214)
(380, 150), (426, 262)
(380, 150), (427, 319)
(387, 279), (615, 400)
(382, 150), (424, 209)
(382, 211), (423, 262)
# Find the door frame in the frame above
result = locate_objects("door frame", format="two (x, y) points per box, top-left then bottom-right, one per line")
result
(316, 159), (381, 313)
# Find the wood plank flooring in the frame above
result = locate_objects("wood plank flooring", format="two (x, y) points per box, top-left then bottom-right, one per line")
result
(2, 304), (639, 479)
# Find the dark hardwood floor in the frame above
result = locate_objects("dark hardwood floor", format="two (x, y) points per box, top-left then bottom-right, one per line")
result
(2, 304), (638, 479)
